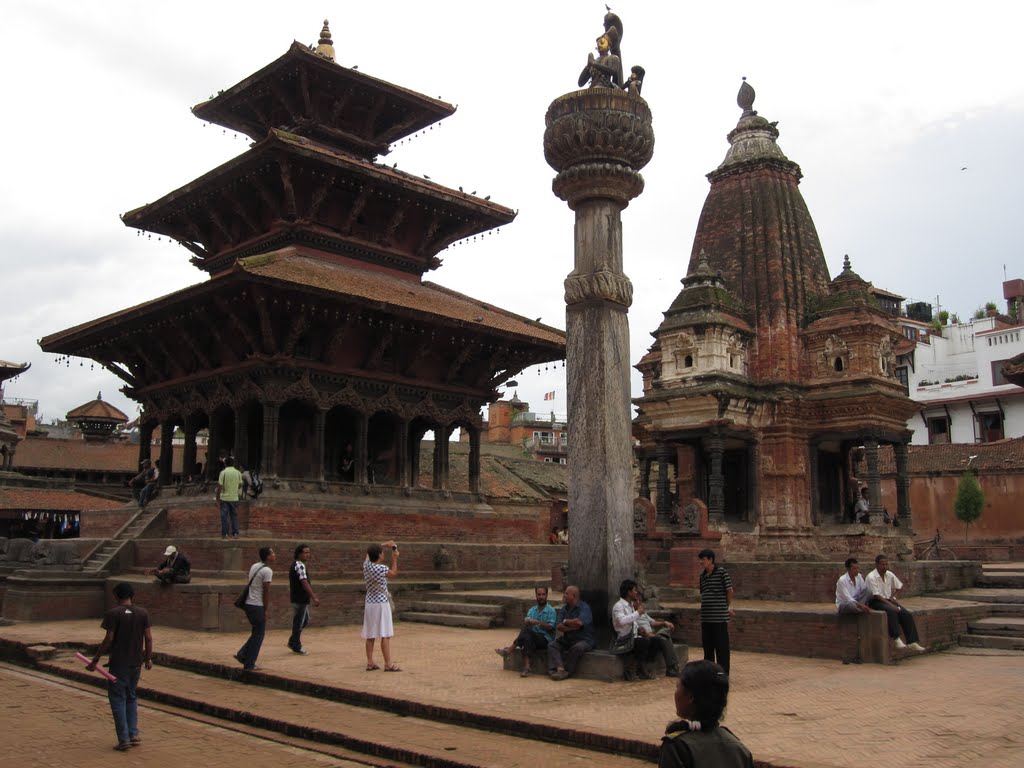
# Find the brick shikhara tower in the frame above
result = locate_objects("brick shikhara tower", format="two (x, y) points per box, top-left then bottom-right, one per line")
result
(634, 80), (918, 553)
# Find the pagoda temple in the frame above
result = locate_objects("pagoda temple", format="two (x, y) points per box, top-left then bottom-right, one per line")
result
(40, 22), (565, 498)
(633, 81), (919, 553)
(66, 393), (128, 443)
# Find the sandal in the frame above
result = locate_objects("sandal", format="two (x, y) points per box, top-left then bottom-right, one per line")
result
(384, 665), (402, 672)
(365, 664), (380, 671)
(114, 743), (132, 752)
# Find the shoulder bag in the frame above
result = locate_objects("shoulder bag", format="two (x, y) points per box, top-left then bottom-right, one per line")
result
(234, 565), (266, 609)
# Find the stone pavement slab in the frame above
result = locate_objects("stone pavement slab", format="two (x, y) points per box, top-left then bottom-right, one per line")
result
(2, 618), (1024, 767)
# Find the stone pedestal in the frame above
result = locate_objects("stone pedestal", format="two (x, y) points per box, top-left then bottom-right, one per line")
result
(544, 87), (653, 631)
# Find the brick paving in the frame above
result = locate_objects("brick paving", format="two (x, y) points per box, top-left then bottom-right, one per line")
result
(2, 618), (1023, 767)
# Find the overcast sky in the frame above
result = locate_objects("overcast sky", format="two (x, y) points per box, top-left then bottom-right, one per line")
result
(2, 1), (1021, 424)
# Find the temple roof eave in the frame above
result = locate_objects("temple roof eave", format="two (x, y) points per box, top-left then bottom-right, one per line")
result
(191, 41), (455, 149)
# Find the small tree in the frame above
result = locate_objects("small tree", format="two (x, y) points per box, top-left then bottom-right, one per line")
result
(938, 309), (950, 325)
(953, 470), (984, 543)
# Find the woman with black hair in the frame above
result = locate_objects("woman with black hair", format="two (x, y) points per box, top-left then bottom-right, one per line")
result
(659, 660), (753, 768)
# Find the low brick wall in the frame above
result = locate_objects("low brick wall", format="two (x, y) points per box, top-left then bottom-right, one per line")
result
(80, 507), (135, 538)
(2, 574), (107, 622)
(131, 539), (562, 580)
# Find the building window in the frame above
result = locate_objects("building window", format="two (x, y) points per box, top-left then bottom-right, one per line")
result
(560, 432), (569, 447)
(684, 354), (693, 368)
(992, 360), (1009, 386)
(977, 412), (1004, 443)
(559, 458), (566, 465)
(543, 457), (553, 463)
(895, 366), (909, 391)
(926, 416), (950, 445)
(834, 357), (844, 372)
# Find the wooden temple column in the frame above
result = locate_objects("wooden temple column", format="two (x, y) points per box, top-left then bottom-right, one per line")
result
(707, 434), (725, 524)
(313, 407), (327, 482)
(205, 414), (223, 481)
(409, 428), (423, 487)
(655, 442), (670, 521)
(746, 440), (759, 524)
(158, 420), (174, 484)
(396, 418), (409, 488)
(894, 438), (912, 529)
(864, 436), (884, 525)
(354, 412), (369, 485)
(182, 415), (199, 481)
(468, 425), (482, 495)
(261, 402), (280, 478)
(233, 407), (249, 471)
(137, 421), (154, 467)
(638, 455), (652, 500)
(433, 426), (448, 490)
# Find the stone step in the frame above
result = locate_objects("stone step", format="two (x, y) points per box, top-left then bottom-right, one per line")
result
(398, 611), (503, 629)
(976, 574), (1024, 588)
(404, 600), (504, 618)
(959, 634), (1024, 651)
(967, 618), (1024, 637)
(940, 589), (1024, 604)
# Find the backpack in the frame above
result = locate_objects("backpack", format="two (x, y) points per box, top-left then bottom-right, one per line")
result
(249, 471), (264, 498)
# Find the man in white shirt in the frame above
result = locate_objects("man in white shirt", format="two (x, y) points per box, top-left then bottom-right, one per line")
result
(835, 557), (871, 614)
(865, 554), (925, 652)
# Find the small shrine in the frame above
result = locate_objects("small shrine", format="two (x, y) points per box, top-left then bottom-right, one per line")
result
(41, 22), (565, 497)
(634, 81), (918, 557)
(66, 393), (128, 442)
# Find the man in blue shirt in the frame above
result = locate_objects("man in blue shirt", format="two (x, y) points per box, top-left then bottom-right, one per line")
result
(547, 585), (595, 680)
(495, 586), (557, 677)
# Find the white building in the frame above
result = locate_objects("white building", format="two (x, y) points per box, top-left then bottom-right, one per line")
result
(906, 316), (1024, 445)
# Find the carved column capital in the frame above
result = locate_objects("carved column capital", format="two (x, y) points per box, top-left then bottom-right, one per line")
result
(564, 269), (634, 308)
(552, 163), (645, 208)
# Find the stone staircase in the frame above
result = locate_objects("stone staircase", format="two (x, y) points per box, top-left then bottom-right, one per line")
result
(957, 563), (1024, 652)
(81, 506), (164, 575)
(399, 597), (506, 629)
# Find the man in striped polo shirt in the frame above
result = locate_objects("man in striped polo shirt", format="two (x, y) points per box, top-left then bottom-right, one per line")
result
(698, 549), (735, 675)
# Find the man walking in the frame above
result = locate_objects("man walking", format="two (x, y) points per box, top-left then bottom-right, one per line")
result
(287, 544), (320, 654)
(547, 585), (595, 680)
(698, 549), (735, 675)
(495, 585), (556, 677)
(866, 554), (926, 652)
(236, 546), (274, 670)
(216, 456), (243, 539)
(86, 582), (153, 751)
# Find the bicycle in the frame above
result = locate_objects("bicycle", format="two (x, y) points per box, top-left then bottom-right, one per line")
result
(914, 529), (959, 561)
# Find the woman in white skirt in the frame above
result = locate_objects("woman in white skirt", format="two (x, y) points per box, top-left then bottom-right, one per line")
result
(362, 539), (400, 671)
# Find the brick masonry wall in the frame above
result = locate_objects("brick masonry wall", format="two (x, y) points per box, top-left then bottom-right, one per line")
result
(81, 508), (135, 538)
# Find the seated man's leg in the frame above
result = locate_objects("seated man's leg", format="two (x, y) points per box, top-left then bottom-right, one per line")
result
(654, 632), (680, 675)
(547, 637), (566, 673)
(519, 632), (548, 672)
(893, 602), (920, 644)
(868, 598), (901, 638)
(563, 640), (593, 677)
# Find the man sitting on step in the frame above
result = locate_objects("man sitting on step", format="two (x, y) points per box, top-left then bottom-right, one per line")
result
(865, 554), (926, 652)
(547, 585), (595, 680)
(152, 545), (191, 585)
(495, 586), (556, 677)
(835, 557), (871, 615)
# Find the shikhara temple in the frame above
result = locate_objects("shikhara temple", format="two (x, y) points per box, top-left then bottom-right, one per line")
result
(634, 81), (920, 551)
(41, 22), (565, 499)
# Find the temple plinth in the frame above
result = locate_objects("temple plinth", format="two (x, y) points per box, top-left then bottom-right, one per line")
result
(544, 41), (654, 627)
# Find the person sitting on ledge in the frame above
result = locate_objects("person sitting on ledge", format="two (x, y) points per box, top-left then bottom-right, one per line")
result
(152, 545), (190, 585)
(835, 557), (871, 614)
(547, 585), (594, 681)
(636, 595), (681, 677)
(865, 554), (926, 652)
(613, 579), (656, 681)
(660, 660), (753, 768)
(495, 585), (556, 677)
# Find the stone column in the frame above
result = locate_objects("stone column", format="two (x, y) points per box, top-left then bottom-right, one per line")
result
(707, 434), (725, 523)
(545, 85), (654, 631)
(138, 420), (154, 467)
(234, 407), (249, 470)
(158, 421), (174, 484)
(468, 425), (482, 495)
(355, 412), (369, 485)
(433, 426), (447, 490)
(182, 415), (199, 481)
(894, 438), (912, 530)
(261, 402), (280, 478)
(396, 419), (409, 488)
(864, 436), (884, 525)
(313, 407), (327, 482)
(638, 455), (652, 500)
(808, 444), (820, 525)
(655, 442), (670, 523)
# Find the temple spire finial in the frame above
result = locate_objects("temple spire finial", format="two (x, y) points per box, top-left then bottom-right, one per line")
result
(315, 19), (336, 62)
(737, 76), (757, 117)
(842, 253), (852, 273)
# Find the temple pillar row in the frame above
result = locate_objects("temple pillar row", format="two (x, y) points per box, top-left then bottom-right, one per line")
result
(894, 438), (911, 529)
(261, 402), (280, 478)
(707, 435), (725, 523)
(864, 437), (883, 524)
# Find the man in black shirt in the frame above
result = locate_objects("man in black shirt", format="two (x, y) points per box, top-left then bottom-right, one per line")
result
(287, 544), (320, 654)
(87, 582), (153, 751)
(698, 549), (735, 676)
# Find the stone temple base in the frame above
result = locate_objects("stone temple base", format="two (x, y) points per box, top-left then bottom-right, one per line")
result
(501, 643), (688, 683)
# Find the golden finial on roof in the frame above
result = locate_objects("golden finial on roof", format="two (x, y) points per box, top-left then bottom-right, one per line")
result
(315, 19), (336, 62)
